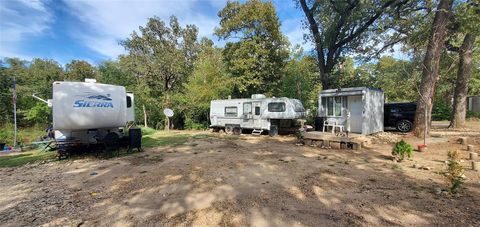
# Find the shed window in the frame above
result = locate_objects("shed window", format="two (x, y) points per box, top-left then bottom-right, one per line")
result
(225, 107), (238, 117)
(243, 102), (252, 114)
(268, 102), (286, 112)
(326, 97), (342, 117)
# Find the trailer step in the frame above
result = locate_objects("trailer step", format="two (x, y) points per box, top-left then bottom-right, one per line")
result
(251, 129), (263, 136)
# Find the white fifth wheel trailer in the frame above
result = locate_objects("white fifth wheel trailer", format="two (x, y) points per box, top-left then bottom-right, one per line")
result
(209, 94), (306, 136)
(34, 79), (135, 146)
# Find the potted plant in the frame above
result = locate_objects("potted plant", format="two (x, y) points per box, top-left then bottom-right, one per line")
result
(418, 144), (427, 152)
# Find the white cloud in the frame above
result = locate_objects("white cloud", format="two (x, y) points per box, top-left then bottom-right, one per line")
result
(64, 0), (223, 58)
(0, 0), (54, 59)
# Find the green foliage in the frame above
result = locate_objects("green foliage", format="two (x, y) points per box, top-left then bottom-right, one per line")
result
(0, 150), (56, 168)
(467, 111), (480, 119)
(173, 38), (233, 129)
(65, 60), (98, 81)
(392, 140), (413, 161)
(432, 101), (452, 121)
(444, 150), (464, 194)
(215, 0), (289, 96)
(25, 103), (51, 124)
(0, 124), (46, 145)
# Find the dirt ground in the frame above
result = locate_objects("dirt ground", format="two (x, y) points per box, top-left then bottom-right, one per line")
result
(1, 125), (480, 226)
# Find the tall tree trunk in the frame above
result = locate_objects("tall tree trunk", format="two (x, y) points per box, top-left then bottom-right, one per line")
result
(449, 34), (476, 128)
(413, 0), (453, 137)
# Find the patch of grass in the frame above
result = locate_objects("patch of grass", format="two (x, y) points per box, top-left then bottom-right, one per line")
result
(0, 150), (56, 168)
(391, 163), (403, 171)
(0, 125), (46, 146)
(141, 130), (212, 148)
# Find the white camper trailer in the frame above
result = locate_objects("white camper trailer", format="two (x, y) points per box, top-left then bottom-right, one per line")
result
(37, 79), (135, 144)
(317, 87), (384, 135)
(209, 94), (306, 136)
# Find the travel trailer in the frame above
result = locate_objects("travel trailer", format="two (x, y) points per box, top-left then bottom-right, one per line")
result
(34, 79), (135, 145)
(209, 94), (306, 136)
(317, 87), (384, 135)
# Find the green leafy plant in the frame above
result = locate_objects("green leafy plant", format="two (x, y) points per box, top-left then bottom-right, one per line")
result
(392, 140), (413, 161)
(444, 150), (465, 194)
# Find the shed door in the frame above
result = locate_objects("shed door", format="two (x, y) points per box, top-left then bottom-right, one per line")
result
(348, 96), (363, 133)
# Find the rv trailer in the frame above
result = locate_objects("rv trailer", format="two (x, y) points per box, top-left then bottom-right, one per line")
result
(209, 94), (306, 136)
(33, 79), (137, 156)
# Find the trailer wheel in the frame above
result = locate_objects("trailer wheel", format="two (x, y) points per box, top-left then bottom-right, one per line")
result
(225, 125), (234, 134)
(232, 127), (242, 135)
(269, 125), (278, 137)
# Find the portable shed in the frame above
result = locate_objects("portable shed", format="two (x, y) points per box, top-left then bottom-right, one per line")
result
(467, 96), (480, 113)
(317, 87), (384, 135)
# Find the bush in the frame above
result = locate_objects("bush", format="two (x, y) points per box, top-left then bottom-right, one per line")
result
(444, 150), (464, 194)
(184, 118), (207, 130)
(466, 111), (480, 119)
(392, 140), (413, 161)
(431, 101), (451, 121)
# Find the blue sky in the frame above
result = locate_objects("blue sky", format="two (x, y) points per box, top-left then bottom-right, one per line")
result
(0, 0), (311, 66)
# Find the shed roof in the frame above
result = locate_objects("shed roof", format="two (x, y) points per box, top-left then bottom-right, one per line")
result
(319, 87), (383, 97)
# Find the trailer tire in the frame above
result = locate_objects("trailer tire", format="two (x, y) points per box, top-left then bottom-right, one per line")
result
(225, 125), (234, 134)
(269, 125), (278, 137)
(233, 127), (242, 135)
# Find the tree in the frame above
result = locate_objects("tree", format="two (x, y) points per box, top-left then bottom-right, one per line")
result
(298, 0), (418, 89)
(413, 0), (454, 137)
(215, 0), (289, 96)
(280, 46), (319, 110)
(121, 16), (199, 128)
(174, 38), (233, 129)
(65, 60), (98, 81)
(449, 1), (479, 128)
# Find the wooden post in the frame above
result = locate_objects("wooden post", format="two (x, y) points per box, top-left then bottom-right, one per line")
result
(467, 145), (475, 152)
(469, 152), (478, 160)
(472, 161), (479, 171)
(143, 105), (147, 127)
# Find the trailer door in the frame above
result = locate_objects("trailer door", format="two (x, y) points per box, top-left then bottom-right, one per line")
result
(126, 93), (135, 122)
(253, 101), (262, 129)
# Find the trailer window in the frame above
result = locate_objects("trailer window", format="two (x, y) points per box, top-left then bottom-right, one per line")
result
(326, 97), (342, 117)
(225, 107), (238, 117)
(243, 102), (252, 114)
(255, 106), (260, 115)
(126, 96), (132, 108)
(268, 102), (285, 112)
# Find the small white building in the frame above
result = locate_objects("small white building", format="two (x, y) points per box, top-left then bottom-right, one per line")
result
(210, 94), (306, 136)
(317, 87), (384, 135)
(467, 96), (480, 113)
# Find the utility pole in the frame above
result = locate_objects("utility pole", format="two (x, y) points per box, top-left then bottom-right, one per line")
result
(13, 76), (17, 148)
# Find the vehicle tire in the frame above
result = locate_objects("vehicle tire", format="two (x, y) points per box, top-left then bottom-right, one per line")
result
(269, 125), (278, 137)
(232, 127), (242, 135)
(225, 125), (234, 134)
(396, 120), (413, 132)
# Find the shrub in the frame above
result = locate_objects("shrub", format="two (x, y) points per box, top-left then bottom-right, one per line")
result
(444, 150), (464, 194)
(431, 101), (451, 121)
(392, 140), (413, 161)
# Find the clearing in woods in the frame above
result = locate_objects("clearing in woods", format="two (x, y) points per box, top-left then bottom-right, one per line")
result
(0, 123), (479, 226)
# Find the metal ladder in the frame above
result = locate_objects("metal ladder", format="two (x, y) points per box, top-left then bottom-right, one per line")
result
(251, 129), (263, 136)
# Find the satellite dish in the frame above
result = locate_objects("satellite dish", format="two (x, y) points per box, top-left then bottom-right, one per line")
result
(163, 108), (174, 117)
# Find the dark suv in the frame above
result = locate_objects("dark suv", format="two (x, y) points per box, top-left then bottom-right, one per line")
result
(384, 102), (417, 132)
